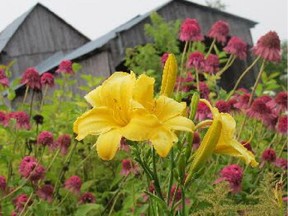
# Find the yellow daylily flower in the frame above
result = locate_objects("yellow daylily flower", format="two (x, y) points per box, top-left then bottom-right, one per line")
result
(189, 99), (258, 175)
(132, 74), (195, 157)
(73, 72), (161, 160)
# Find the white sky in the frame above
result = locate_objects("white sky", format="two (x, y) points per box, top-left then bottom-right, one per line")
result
(1, 0), (287, 44)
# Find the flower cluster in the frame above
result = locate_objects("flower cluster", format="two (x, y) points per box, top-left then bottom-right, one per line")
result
(19, 156), (45, 183)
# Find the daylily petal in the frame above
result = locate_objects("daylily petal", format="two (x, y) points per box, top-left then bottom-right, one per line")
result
(150, 127), (178, 157)
(85, 86), (103, 107)
(96, 129), (122, 160)
(217, 113), (235, 145)
(133, 74), (155, 110)
(154, 96), (187, 122)
(164, 116), (194, 132)
(122, 111), (161, 141)
(214, 139), (259, 167)
(73, 107), (119, 140)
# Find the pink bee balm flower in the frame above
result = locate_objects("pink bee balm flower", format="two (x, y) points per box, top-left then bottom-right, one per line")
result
(270, 91), (288, 114)
(0, 69), (9, 87)
(40, 73), (54, 87)
(204, 54), (219, 74)
(233, 93), (251, 110)
(120, 159), (138, 176)
(252, 31), (281, 62)
(0, 111), (9, 127)
(273, 158), (288, 170)
(261, 148), (276, 162)
(179, 18), (203, 42)
(215, 164), (243, 193)
(13, 194), (33, 212)
(64, 176), (82, 194)
(19, 156), (45, 183)
(195, 101), (212, 121)
(276, 115), (288, 134)
(37, 131), (54, 147)
(246, 97), (275, 121)
(0, 176), (6, 192)
(21, 67), (41, 90)
(9, 111), (31, 130)
(208, 20), (230, 44)
(187, 51), (205, 71)
(79, 192), (96, 204)
(215, 100), (231, 113)
(57, 134), (71, 155)
(199, 82), (210, 100)
(224, 36), (247, 60)
(175, 72), (194, 92)
(36, 184), (54, 203)
(56, 60), (73, 74)
(161, 52), (169, 66)
(192, 131), (201, 150)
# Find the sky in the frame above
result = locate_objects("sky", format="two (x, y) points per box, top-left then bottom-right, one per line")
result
(0, 0), (287, 44)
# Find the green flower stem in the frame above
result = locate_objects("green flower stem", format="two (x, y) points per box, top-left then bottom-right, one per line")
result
(152, 148), (164, 200)
(29, 90), (35, 119)
(226, 56), (261, 101)
(167, 148), (174, 205)
(181, 185), (186, 216)
(134, 144), (153, 180)
(46, 149), (60, 172)
(23, 85), (29, 104)
(179, 41), (189, 77)
(40, 84), (48, 111)
(206, 39), (216, 57)
(217, 55), (236, 76)
(237, 60), (266, 139)
(195, 69), (200, 92)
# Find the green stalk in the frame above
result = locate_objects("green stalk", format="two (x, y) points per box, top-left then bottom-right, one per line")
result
(167, 148), (174, 205)
(152, 148), (164, 200)
(206, 39), (216, 57)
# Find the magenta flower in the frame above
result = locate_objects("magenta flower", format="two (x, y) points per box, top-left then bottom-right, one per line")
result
(261, 148), (276, 162)
(179, 18), (203, 42)
(9, 111), (31, 130)
(187, 51), (205, 71)
(195, 101), (212, 121)
(56, 60), (73, 74)
(79, 192), (96, 204)
(215, 164), (243, 193)
(252, 31), (281, 62)
(21, 67), (41, 90)
(215, 100), (231, 113)
(36, 184), (54, 203)
(199, 82), (210, 100)
(276, 115), (288, 134)
(161, 52), (169, 66)
(37, 131), (54, 147)
(13, 194), (33, 212)
(120, 159), (138, 176)
(192, 131), (201, 150)
(40, 73), (55, 87)
(0, 111), (9, 127)
(208, 20), (230, 44)
(204, 54), (219, 74)
(0, 176), (6, 192)
(269, 91), (288, 114)
(19, 156), (45, 183)
(233, 93), (251, 110)
(273, 158), (288, 170)
(64, 176), (82, 194)
(0, 69), (9, 88)
(175, 72), (194, 92)
(246, 97), (276, 122)
(57, 134), (71, 155)
(224, 36), (247, 60)
(120, 137), (130, 152)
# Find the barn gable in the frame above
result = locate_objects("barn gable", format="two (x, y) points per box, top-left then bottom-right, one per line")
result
(0, 3), (90, 79)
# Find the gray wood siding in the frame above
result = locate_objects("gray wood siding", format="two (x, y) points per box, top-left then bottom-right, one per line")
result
(2, 5), (89, 79)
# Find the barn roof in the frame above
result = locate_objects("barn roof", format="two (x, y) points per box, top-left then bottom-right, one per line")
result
(64, 0), (257, 62)
(0, 3), (90, 54)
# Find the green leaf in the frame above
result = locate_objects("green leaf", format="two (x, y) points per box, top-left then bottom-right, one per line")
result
(7, 88), (16, 101)
(72, 63), (82, 73)
(74, 204), (104, 216)
(144, 191), (170, 214)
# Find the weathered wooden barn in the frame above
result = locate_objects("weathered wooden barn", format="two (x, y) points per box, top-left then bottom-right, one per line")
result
(0, 0), (258, 105)
(0, 3), (90, 80)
